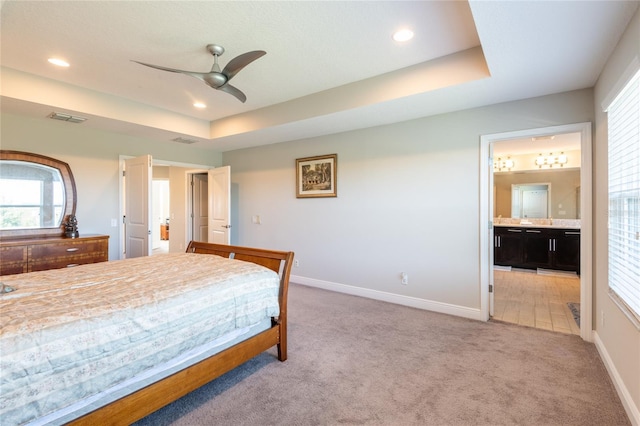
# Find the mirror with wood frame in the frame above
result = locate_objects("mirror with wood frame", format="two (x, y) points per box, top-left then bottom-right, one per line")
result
(0, 150), (77, 238)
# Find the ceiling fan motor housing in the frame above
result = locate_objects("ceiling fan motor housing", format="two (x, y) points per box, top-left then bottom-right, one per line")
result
(204, 73), (227, 88)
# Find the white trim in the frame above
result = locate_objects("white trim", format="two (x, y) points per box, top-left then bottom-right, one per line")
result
(479, 122), (593, 341)
(594, 331), (640, 426)
(602, 55), (640, 112)
(291, 275), (484, 321)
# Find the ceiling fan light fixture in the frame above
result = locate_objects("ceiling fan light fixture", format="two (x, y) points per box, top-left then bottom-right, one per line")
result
(393, 29), (414, 42)
(48, 58), (70, 67)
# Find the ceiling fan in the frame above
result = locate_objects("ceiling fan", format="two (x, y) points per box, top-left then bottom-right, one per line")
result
(132, 44), (266, 103)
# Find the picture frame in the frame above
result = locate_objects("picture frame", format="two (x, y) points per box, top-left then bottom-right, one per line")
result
(296, 154), (337, 198)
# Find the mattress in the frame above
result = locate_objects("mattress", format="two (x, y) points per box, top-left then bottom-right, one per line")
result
(0, 253), (280, 426)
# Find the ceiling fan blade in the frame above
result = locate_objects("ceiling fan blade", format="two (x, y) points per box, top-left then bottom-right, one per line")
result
(221, 51), (266, 81)
(218, 83), (247, 103)
(131, 60), (203, 75)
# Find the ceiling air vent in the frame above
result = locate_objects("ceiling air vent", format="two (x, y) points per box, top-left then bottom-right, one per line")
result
(171, 137), (198, 145)
(48, 112), (87, 123)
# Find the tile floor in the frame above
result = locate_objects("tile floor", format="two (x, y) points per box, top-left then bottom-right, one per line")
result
(493, 268), (581, 335)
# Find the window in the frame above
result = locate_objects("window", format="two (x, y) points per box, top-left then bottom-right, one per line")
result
(606, 67), (640, 322)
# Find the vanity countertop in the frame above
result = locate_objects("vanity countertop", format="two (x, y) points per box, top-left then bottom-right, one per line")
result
(494, 218), (580, 230)
(494, 223), (580, 230)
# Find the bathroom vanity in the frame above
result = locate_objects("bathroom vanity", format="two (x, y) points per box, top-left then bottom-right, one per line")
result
(494, 223), (580, 274)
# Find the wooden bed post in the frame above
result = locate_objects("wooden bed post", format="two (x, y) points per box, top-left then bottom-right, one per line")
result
(276, 250), (294, 361)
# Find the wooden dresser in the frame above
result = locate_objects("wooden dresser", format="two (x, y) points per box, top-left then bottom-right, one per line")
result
(0, 234), (109, 276)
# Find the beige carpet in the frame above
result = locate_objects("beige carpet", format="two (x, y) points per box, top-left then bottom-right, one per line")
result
(135, 284), (629, 426)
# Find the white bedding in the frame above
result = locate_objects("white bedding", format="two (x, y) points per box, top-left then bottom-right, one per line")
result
(0, 253), (280, 426)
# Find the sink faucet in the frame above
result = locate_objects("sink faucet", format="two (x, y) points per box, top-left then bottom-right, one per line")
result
(549, 217), (553, 225)
(497, 215), (502, 224)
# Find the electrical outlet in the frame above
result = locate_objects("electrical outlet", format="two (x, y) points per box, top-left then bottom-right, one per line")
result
(294, 260), (300, 267)
(401, 272), (408, 285)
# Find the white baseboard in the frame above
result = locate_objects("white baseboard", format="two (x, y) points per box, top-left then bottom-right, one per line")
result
(290, 275), (484, 321)
(593, 331), (640, 426)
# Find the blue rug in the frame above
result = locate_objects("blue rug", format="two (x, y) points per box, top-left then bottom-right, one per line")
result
(567, 302), (580, 327)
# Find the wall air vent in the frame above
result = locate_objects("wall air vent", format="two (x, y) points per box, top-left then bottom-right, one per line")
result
(171, 137), (198, 145)
(48, 112), (87, 123)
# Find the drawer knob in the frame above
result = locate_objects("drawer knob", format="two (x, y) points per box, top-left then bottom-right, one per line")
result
(66, 248), (79, 252)
(66, 264), (80, 268)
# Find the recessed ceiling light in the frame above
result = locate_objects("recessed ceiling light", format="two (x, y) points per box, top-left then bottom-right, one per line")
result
(393, 29), (414, 42)
(193, 102), (206, 109)
(48, 58), (70, 67)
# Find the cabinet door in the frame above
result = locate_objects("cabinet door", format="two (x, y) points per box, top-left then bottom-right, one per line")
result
(495, 228), (523, 266)
(523, 229), (552, 268)
(553, 230), (580, 273)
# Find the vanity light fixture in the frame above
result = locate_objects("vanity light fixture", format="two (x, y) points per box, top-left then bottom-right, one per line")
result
(535, 152), (568, 168)
(48, 58), (70, 67)
(393, 29), (414, 42)
(494, 157), (514, 172)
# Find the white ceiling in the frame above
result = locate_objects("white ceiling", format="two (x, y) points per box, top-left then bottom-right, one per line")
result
(1, 1), (637, 152)
(494, 133), (582, 157)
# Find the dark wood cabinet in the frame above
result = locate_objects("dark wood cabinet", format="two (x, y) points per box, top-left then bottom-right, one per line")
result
(0, 234), (109, 276)
(494, 226), (580, 274)
(494, 227), (524, 266)
(552, 229), (581, 274)
(522, 229), (552, 268)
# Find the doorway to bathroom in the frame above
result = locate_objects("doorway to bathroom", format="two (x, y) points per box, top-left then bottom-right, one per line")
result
(479, 122), (593, 341)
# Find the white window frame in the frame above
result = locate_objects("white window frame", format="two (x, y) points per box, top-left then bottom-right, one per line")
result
(604, 60), (640, 328)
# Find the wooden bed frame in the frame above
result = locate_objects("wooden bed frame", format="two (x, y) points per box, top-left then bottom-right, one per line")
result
(67, 242), (294, 425)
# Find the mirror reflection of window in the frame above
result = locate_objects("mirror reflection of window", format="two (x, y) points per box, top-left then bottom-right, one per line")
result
(0, 162), (65, 229)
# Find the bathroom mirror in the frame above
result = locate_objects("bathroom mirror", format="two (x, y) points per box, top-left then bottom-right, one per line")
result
(0, 150), (77, 238)
(493, 169), (581, 219)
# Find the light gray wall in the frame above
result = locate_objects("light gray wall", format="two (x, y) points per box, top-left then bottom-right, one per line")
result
(0, 113), (222, 260)
(593, 5), (640, 420)
(223, 88), (594, 311)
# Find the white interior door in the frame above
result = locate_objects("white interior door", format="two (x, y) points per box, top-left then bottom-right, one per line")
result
(192, 173), (208, 242)
(124, 155), (152, 258)
(209, 166), (230, 244)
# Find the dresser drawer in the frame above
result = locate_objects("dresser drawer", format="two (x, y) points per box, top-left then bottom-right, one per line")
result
(0, 246), (28, 275)
(29, 252), (106, 271)
(1, 235), (109, 275)
(29, 238), (108, 259)
(29, 237), (108, 271)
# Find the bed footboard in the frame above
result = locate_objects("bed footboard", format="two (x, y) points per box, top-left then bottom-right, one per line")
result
(186, 241), (294, 362)
(69, 242), (294, 425)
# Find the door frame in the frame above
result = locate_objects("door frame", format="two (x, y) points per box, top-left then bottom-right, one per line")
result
(479, 122), (593, 341)
(186, 170), (210, 244)
(118, 156), (214, 260)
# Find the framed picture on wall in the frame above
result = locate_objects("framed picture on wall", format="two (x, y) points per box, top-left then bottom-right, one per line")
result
(296, 154), (337, 198)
